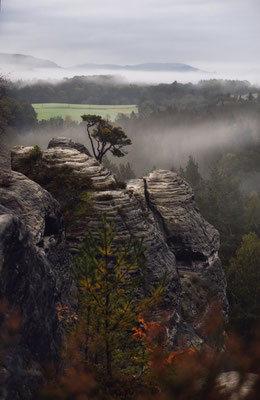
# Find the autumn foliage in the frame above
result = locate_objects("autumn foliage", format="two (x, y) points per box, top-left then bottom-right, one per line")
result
(42, 315), (260, 400)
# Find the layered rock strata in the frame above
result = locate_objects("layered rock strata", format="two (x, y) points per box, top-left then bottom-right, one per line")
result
(48, 136), (92, 156)
(11, 137), (228, 350)
(12, 138), (115, 191)
(128, 171), (228, 346)
(11, 139), (182, 344)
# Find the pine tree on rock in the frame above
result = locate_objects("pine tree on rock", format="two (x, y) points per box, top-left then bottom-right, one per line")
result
(73, 217), (163, 379)
(81, 114), (131, 163)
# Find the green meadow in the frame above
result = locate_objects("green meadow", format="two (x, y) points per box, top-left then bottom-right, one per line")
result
(32, 103), (138, 122)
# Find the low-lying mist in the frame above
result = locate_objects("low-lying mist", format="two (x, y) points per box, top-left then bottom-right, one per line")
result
(13, 113), (259, 179)
(12, 125), (87, 150)
(123, 119), (259, 176)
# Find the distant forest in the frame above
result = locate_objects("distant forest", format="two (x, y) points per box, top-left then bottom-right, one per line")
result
(10, 76), (260, 107)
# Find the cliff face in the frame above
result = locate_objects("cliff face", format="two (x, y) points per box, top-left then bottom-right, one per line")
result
(0, 168), (73, 399)
(11, 138), (228, 350)
(128, 172), (228, 346)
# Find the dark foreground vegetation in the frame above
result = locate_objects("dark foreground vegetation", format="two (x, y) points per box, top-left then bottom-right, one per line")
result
(1, 221), (259, 400)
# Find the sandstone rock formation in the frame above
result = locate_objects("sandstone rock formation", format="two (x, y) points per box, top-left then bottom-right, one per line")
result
(0, 168), (73, 400)
(11, 139), (182, 344)
(11, 137), (228, 350)
(128, 171), (228, 346)
(48, 136), (92, 156)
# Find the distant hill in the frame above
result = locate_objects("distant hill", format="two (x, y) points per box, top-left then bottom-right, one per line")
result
(74, 62), (200, 72)
(0, 53), (61, 69)
(0, 54), (200, 73)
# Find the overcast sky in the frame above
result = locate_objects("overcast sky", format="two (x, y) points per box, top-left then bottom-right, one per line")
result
(0, 0), (259, 67)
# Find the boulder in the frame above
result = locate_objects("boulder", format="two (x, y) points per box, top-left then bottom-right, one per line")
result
(47, 136), (92, 156)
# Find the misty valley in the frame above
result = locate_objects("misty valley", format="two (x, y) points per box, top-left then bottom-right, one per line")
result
(1, 73), (260, 399)
(1, 0), (260, 397)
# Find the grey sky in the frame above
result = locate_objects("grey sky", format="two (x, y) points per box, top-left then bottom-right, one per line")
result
(0, 0), (259, 66)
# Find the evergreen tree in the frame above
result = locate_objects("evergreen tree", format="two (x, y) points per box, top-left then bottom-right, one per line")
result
(201, 166), (246, 264)
(102, 157), (136, 182)
(179, 156), (205, 210)
(73, 217), (162, 379)
(81, 114), (131, 163)
(181, 156), (203, 190)
(226, 232), (260, 338)
(118, 162), (136, 181)
(244, 192), (260, 236)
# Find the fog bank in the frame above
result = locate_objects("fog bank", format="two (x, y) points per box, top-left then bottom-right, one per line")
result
(121, 118), (257, 176)
(12, 111), (259, 180)
(1, 62), (260, 85)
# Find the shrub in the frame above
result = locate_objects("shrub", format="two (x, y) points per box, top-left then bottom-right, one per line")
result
(28, 145), (42, 161)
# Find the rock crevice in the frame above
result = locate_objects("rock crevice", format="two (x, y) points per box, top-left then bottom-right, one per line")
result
(143, 177), (170, 238)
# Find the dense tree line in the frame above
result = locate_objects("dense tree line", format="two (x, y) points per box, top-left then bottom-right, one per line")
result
(0, 76), (37, 137)
(179, 155), (260, 337)
(9, 76), (259, 108)
(117, 98), (260, 130)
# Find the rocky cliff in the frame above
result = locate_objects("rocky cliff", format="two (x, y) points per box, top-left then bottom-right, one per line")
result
(0, 168), (73, 399)
(11, 137), (228, 351)
(128, 172), (228, 346)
